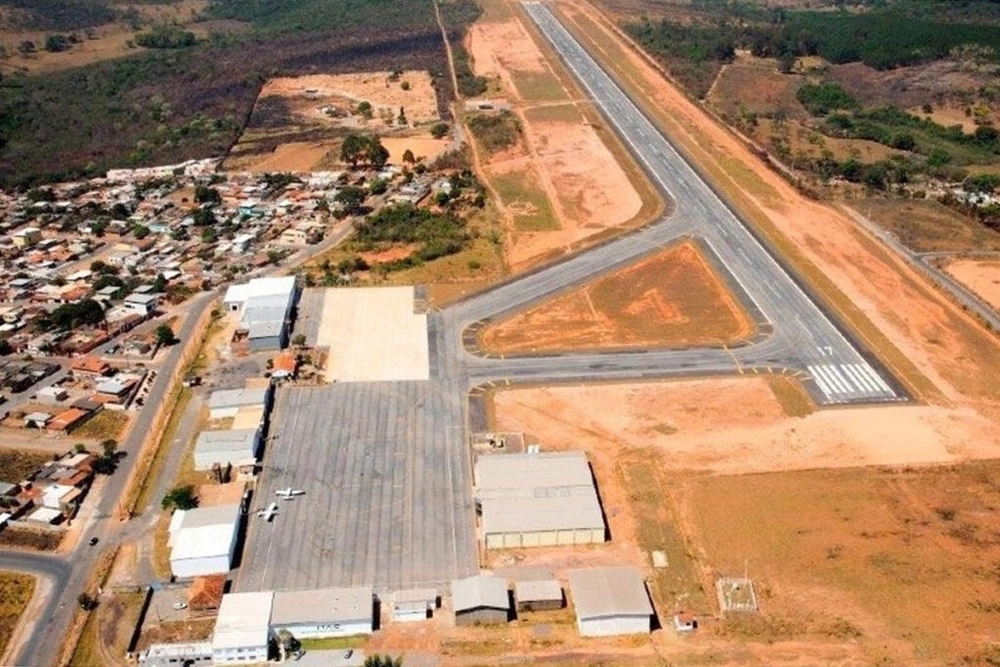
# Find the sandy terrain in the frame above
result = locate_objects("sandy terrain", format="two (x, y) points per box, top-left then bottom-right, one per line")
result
(481, 241), (751, 353)
(944, 258), (1000, 311)
(238, 141), (336, 173)
(468, 2), (646, 270)
(560, 0), (1000, 408)
(260, 71), (440, 125)
(492, 379), (1000, 476)
(380, 136), (451, 164)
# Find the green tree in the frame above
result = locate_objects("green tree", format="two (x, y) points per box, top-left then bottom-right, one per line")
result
(430, 123), (449, 139)
(291, 333), (307, 347)
(155, 323), (176, 346)
(364, 655), (402, 667)
(335, 186), (366, 213)
(340, 134), (367, 166)
(77, 593), (98, 611)
(44, 34), (70, 53)
(357, 101), (373, 119)
(402, 149), (416, 164)
(201, 227), (218, 243)
(162, 485), (198, 510)
(194, 184), (221, 204)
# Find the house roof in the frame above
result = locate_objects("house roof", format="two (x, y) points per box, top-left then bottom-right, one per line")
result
(208, 387), (268, 411)
(188, 575), (226, 610)
(567, 567), (653, 621)
(223, 276), (296, 307)
(271, 586), (374, 626)
(513, 578), (562, 603)
(452, 574), (508, 613)
(50, 408), (89, 429)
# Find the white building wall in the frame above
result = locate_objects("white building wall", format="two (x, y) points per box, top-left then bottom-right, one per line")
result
(212, 644), (269, 664)
(577, 614), (650, 637)
(273, 619), (372, 639)
(170, 554), (231, 579)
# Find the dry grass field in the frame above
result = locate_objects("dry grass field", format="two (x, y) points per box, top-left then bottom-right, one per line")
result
(480, 242), (753, 353)
(72, 410), (131, 442)
(706, 60), (806, 122)
(859, 198), (1000, 253)
(0, 448), (50, 482)
(944, 259), (1000, 311)
(69, 590), (146, 667)
(0, 571), (35, 659)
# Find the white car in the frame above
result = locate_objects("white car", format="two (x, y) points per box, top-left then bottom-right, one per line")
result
(172, 601), (188, 611)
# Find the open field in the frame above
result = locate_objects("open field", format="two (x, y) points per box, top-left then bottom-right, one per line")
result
(491, 379), (1000, 662)
(69, 590), (145, 667)
(71, 410), (131, 442)
(706, 59), (806, 122)
(860, 198), (1000, 253)
(224, 70), (443, 170)
(467, 0), (655, 271)
(480, 242), (753, 353)
(944, 258), (1000, 311)
(0, 448), (51, 482)
(0, 571), (35, 660)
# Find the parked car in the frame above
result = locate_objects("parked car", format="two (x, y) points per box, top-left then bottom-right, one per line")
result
(88, 537), (99, 546)
(172, 601), (187, 610)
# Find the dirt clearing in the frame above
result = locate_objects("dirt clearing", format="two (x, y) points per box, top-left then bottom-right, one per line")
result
(380, 136), (450, 164)
(467, 0), (654, 271)
(857, 198), (1000, 253)
(944, 258), (1000, 311)
(480, 242), (753, 353)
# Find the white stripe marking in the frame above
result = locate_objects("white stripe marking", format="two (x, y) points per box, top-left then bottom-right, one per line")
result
(841, 364), (877, 393)
(808, 366), (834, 398)
(855, 363), (893, 395)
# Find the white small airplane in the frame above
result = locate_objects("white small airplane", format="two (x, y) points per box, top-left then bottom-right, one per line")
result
(275, 488), (305, 500)
(256, 501), (279, 522)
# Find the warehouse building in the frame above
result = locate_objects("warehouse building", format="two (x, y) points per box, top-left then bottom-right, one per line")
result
(514, 578), (564, 612)
(193, 428), (262, 471)
(211, 591), (273, 665)
(168, 503), (241, 579)
(452, 574), (510, 626)
(223, 276), (298, 351)
(208, 386), (272, 420)
(568, 566), (654, 637)
(270, 586), (375, 639)
(475, 451), (606, 549)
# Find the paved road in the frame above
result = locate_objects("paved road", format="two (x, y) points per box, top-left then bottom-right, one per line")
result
(446, 2), (905, 407)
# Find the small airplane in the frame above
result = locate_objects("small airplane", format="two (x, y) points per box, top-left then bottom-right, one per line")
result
(274, 488), (305, 500)
(256, 501), (279, 522)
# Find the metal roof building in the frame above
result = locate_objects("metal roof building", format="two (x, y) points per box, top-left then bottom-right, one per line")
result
(211, 591), (273, 665)
(452, 574), (509, 626)
(270, 586), (374, 639)
(169, 503), (242, 579)
(208, 386), (271, 420)
(223, 276), (297, 352)
(513, 577), (563, 611)
(193, 428), (262, 471)
(475, 451), (606, 549)
(567, 566), (654, 637)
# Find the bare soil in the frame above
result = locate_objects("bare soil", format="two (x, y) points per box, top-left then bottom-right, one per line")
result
(490, 379), (1000, 663)
(944, 258), (1000, 311)
(467, 0), (649, 271)
(380, 136), (451, 164)
(480, 242), (753, 353)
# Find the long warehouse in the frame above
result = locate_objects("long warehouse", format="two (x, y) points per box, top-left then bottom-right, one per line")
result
(475, 450), (606, 549)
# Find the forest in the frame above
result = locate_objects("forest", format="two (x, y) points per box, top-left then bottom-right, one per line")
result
(0, 0), (453, 186)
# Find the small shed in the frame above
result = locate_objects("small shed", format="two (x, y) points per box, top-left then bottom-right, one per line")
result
(514, 578), (563, 612)
(568, 566), (654, 637)
(37, 386), (68, 404)
(391, 588), (438, 622)
(24, 411), (52, 429)
(673, 611), (698, 633)
(452, 574), (509, 626)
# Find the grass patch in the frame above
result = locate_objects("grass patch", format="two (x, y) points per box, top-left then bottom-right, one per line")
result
(620, 459), (710, 614)
(131, 386), (191, 514)
(523, 103), (581, 124)
(0, 527), (62, 552)
(69, 590), (146, 667)
(0, 449), (51, 483)
(511, 70), (568, 102)
(467, 110), (523, 154)
(856, 198), (1000, 254)
(298, 635), (368, 651)
(71, 410), (131, 442)
(491, 169), (559, 231)
(766, 375), (815, 418)
(0, 571), (35, 659)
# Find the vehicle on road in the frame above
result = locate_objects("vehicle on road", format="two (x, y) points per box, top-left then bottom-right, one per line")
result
(88, 537), (98, 546)
(172, 601), (187, 610)
(343, 649), (353, 659)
